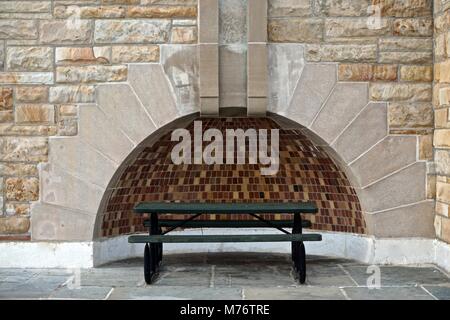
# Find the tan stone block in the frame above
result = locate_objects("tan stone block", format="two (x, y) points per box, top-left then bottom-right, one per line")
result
(126, 5), (196, 18)
(393, 18), (433, 36)
(0, 72), (53, 85)
(49, 85), (95, 103)
(434, 129), (450, 148)
(305, 44), (377, 62)
(371, 0), (432, 17)
(325, 18), (392, 38)
(55, 47), (111, 65)
(0, 216), (30, 234)
(439, 87), (450, 105)
(439, 60), (450, 83)
(248, 0), (267, 42)
(269, 0), (311, 17)
(435, 150), (450, 176)
(268, 18), (323, 43)
(5, 177), (39, 201)
(58, 105), (77, 117)
(170, 26), (197, 44)
(442, 217), (450, 243)
(56, 65), (127, 83)
(370, 83), (432, 102)
(400, 65), (433, 82)
(314, 0), (370, 16)
(111, 45), (159, 62)
(419, 134), (433, 160)
(0, 111), (13, 123)
(0, 20), (38, 40)
(101, 0), (139, 3)
(437, 180), (450, 204)
(0, 137), (48, 162)
(378, 51), (433, 64)
(54, 5), (126, 18)
(199, 0), (218, 43)
(40, 20), (92, 44)
(435, 33), (446, 60)
(94, 19), (170, 44)
(379, 37), (432, 52)
(338, 64), (397, 81)
(435, 108), (449, 128)
(6, 47), (53, 72)
(0, 123), (57, 136)
(15, 104), (55, 124)
(388, 102), (433, 128)
(0, 1), (51, 13)
(0, 87), (13, 111)
(0, 163), (38, 176)
(5, 203), (30, 216)
(16, 86), (48, 103)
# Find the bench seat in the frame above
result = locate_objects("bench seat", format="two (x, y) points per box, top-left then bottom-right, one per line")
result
(144, 219), (312, 229)
(129, 233), (322, 243)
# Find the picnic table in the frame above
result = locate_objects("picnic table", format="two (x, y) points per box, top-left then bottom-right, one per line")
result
(128, 202), (322, 284)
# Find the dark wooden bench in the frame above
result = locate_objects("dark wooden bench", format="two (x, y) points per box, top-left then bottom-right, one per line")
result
(129, 202), (321, 285)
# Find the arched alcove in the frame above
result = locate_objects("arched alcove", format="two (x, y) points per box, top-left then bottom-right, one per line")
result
(96, 111), (365, 239)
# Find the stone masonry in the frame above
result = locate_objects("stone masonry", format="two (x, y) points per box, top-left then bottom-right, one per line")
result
(0, 0), (198, 240)
(434, 0), (450, 244)
(0, 0), (446, 246)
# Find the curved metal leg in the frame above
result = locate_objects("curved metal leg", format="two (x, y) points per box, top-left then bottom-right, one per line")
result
(144, 243), (153, 284)
(297, 242), (306, 284)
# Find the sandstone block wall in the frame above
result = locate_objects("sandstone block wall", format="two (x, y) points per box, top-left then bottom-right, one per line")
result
(0, 0), (440, 242)
(434, 0), (450, 244)
(0, 0), (198, 239)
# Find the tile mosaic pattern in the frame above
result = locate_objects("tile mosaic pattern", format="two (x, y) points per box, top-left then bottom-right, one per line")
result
(100, 117), (364, 237)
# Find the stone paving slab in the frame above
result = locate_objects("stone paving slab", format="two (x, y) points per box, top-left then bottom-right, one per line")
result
(341, 287), (434, 300)
(342, 265), (449, 286)
(108, 286), (243, 300)
(243, 287), (346, 300)
(49, 286), (113, 300)
(0, 253), (449, 300)
(422, 285), (450, 300)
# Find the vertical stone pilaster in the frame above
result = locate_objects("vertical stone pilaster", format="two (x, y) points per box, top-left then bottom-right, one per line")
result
(198, 0), (219, 116)
(247, 0), (268, 116)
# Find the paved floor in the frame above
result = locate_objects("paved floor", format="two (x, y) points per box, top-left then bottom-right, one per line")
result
(0, 253), (449, 300)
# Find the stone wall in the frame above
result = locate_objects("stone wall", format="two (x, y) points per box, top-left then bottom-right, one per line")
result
(0, 0), (198, 239)
(0, 0), (438, 241)
(268, 0), (435, 234)
(268, 0), (434, 143)
(434, 0), (450, 244)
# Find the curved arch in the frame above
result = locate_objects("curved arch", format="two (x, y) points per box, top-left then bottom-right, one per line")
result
(30, 56), (433, 243)
(97, 112), (365, 238)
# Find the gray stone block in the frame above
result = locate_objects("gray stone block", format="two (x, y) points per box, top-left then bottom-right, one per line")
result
(332, 102), (387, 164)
(287, 63), (336, 126)
(311, 82), (368, 143)
(199, 0), (219, 43)
(96, 83), (156, 145)
(364, 201), (435, 238)
(350, 136), (418, 187)
(128, 64), (179, 127)
(360, 162), (427, 213)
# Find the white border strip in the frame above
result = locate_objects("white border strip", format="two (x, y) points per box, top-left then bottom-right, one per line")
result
(1, 229), (449, 272)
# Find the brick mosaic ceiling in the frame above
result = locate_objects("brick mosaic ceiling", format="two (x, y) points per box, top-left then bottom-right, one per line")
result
(100, 116), (365, 237)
